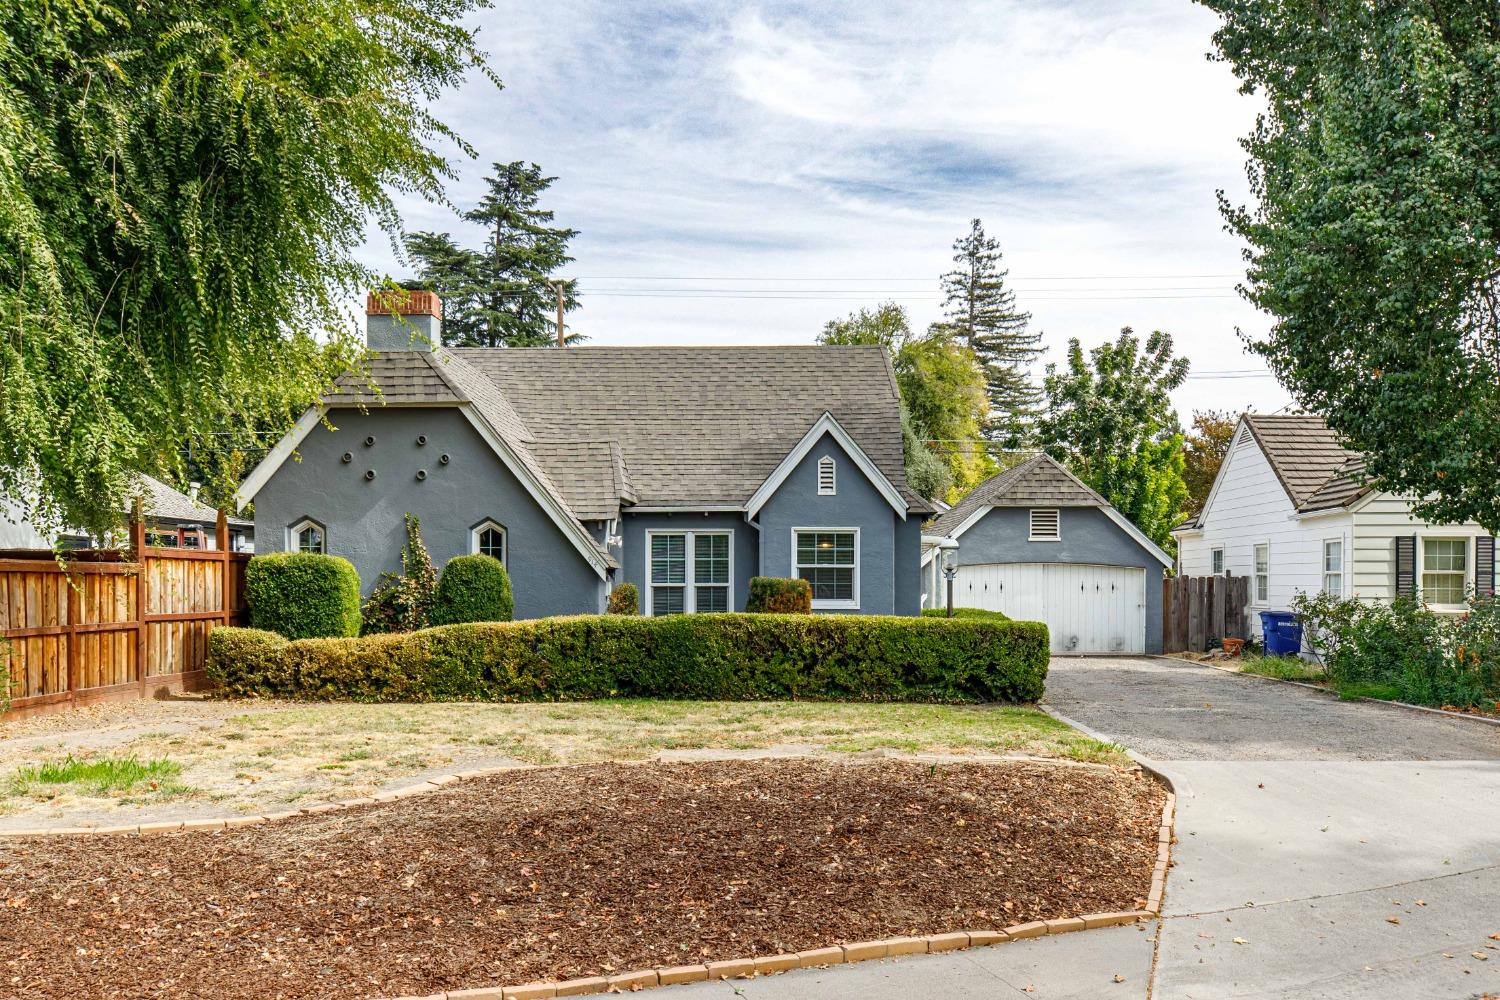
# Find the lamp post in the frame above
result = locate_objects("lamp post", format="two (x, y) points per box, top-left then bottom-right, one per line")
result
(941, 546), (957, 618)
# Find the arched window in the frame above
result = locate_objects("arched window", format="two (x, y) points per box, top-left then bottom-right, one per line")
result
(817, 455), (836, 496)
(471, 520), (507, 565)
(290, 519), (326, 554)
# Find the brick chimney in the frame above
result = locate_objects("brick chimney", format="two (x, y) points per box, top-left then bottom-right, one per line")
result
(366, 289), (442, 351)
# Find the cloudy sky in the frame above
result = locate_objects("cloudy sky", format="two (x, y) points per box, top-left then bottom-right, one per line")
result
(362, 0), (1293, 421)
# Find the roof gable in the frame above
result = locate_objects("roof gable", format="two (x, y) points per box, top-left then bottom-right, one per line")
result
(926, 454), (1173, 568)
(1242, 413), (1362, 510)
(744, 412), (908, 521)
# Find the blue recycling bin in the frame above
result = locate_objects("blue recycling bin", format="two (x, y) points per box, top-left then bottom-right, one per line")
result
(1259, 611), (1303, 655)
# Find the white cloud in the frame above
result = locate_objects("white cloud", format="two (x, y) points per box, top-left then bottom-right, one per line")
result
(362, 0), (1291, 421)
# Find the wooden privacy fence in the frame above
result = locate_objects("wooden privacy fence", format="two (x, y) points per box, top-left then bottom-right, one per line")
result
(0, 512), (249, 720)
(1163, 574), (1250, 653)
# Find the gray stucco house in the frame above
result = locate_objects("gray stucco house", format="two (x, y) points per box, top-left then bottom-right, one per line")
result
(922, 455), (1173, 654)
(236, 291), (932, 618)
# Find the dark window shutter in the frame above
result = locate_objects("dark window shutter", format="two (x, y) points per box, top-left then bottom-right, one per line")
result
(1394, 535), (1416, 598)
(1477, 535), (1496, 598)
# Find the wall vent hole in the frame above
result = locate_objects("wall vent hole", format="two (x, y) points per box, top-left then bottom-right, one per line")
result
(416, 435), (427, 446)
(364, 435), (376, 447)
(415, 469), (427, 481)
(340, 452), (353, 464)
(364, 469), (376, 481)
(439, 453), (451, 465)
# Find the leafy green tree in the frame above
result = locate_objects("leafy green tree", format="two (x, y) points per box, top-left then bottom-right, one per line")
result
(1036, 328), (1190, 548)
(405, 161), (580, 348)
(818, 303), (993, 501)
(1183, 409), (1238, 516)
(1201, 1), (1500, 530)
(0, 0), (494, 541)
(938, 219), (1041, 443)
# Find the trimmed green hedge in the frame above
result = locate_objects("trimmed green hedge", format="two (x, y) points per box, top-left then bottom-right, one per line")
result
(245, 552), (361, 639)
(746, 577), (812, 613)
(432, 554), (513, 625)
(922, 607), (1011, 621)
(207, 613), (1050, 704)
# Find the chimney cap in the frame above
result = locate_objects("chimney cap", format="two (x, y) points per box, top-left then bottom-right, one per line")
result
(367, 288), (442, 319)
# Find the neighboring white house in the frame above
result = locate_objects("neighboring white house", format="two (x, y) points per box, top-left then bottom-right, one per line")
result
(1173, 414), (1496, 620)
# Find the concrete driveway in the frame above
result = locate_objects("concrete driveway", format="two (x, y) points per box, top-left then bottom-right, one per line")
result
(667, 656), (1500, 1000)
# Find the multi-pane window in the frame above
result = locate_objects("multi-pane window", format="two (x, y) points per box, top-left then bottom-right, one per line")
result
(649, 531), (731, 614)
(1029, 509), (1060, 540)
(292, 520), (325, 554)
(795, 530), (858, 608)
(1322, 540), (1343, 597)
(471, 520), (507, 564)
(1421, 538), (1467, 606)
(1253, 543), (1269, 604)
(1211, 548), (1224, 574)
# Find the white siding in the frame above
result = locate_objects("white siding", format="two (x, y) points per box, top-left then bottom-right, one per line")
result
(1177, 424), (1351, 618)
(1351, 494), (1490, 603)
(0, 498), (51, 548)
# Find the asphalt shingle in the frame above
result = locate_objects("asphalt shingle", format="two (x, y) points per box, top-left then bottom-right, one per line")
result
(925, 454), (1106, 536)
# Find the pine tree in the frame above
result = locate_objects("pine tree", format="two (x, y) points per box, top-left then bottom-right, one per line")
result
(404, 161), (580, 348)
(938, 219), (1041, 443)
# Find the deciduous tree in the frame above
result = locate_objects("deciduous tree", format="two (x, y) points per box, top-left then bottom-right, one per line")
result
(1036, 328), (1190, 549)
(1183, 409), (1238, 516)
(0, 0), (495, 539)
(1201, 0), (1500, 530)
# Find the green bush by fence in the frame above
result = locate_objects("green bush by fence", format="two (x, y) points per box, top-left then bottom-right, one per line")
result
(921, 607), (1011, 621)
(244, 553), (361, 639)
(432, 554), (514, 625)
(606, 583), (639, 615)
(746, 577), (812, 613)
(1294, 591), (1500, 707)
(207, 612), (1050, 704)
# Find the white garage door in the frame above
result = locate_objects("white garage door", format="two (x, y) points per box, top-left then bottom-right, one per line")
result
(952, 563), (1146, 654)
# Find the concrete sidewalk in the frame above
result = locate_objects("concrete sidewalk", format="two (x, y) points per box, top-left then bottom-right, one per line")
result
(671, 656), (1500, 1000)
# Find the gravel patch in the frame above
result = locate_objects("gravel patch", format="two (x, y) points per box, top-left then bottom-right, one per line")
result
(1043, 656), (1500, 762)
(0, 758), (1164, 1000)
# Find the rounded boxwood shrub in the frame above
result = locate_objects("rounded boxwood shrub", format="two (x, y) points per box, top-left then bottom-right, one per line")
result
(245, 552), (361, 639)
(607, 582), (639, 615)
(746, 576), (812, 613)
(432, 554), (514, 625)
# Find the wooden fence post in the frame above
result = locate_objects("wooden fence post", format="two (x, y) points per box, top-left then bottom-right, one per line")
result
(216, 509), (231, 628)
(131, 505), (147, 697)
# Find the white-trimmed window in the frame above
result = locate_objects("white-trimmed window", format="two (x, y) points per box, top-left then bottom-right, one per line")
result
(1029, 509), (1060, 541)
(794, 528), (859, 609)
(817, 456), (836, 496)
(470, 520), (507, 564)
(1322, 539), (1343, 597)
(648, 530), (732, 615)
(1211, 547), (1225, 574)
(1253, 542), (1270, 604)
(1421, 537), (1468, 607)
(290, 519), (325, 554)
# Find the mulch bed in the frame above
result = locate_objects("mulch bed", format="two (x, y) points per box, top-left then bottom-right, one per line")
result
(0, 758), (1165, 999)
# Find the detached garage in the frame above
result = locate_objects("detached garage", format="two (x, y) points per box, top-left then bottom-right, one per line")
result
(922, 455), (1173, 654)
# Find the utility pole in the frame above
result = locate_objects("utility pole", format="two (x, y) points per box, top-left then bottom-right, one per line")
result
(550, 280), (566, 348)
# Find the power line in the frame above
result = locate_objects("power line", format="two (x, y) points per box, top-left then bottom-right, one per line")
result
(578, 291), (1238, 301)
(573, 273), (1244, 282)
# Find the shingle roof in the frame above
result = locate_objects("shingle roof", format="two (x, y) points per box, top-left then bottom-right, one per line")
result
(1299, 455), (1372, 513)
(325, 352), (464, 405)
(453, 345), (926, 512)
(1241, 414), (1363, 511)
(528, 441), (635, 521)
(925, 454), (1106, 536)
(133, 475), (251, 528)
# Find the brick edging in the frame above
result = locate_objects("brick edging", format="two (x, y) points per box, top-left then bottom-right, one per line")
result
(379, 791), (1177, 1000)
